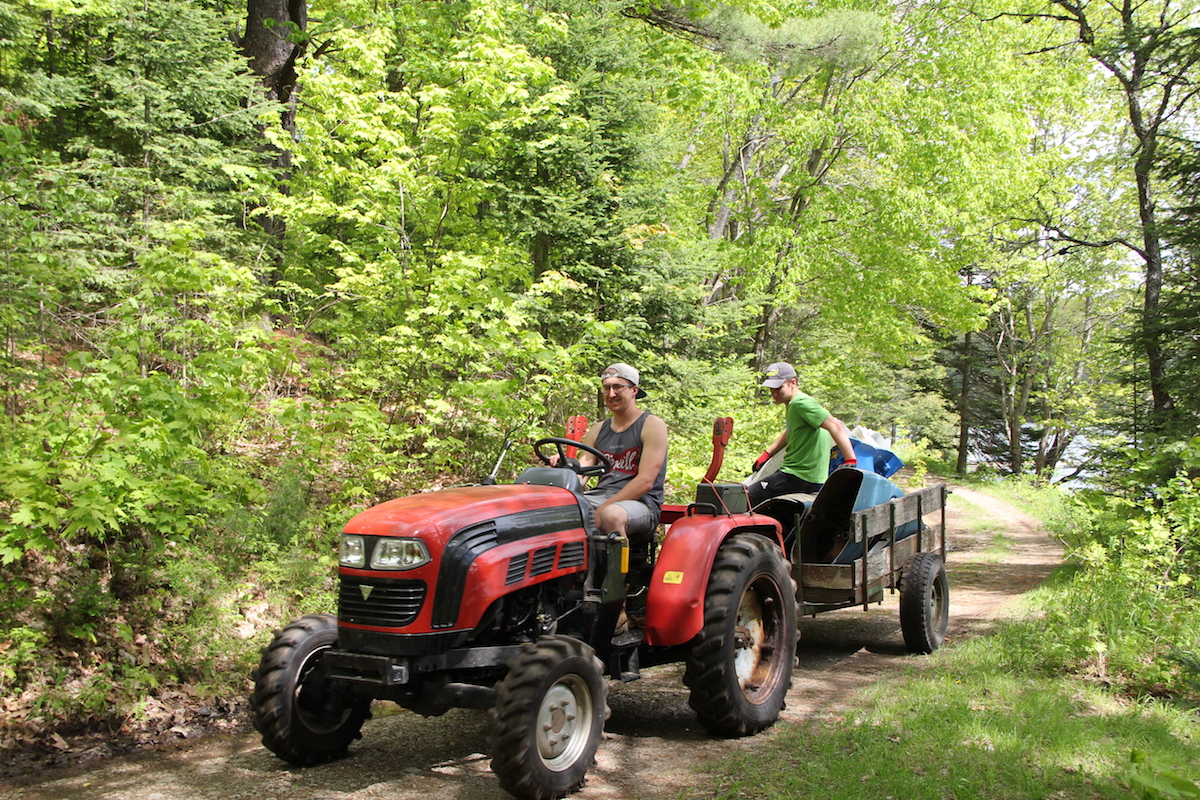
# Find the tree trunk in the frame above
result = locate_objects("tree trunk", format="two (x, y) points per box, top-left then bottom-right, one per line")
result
(955, 330), (972, 477)
(241, 0), (307, 247)
(243, 0), (306, 126)
(1132, 150), (1173, 418)
(1042, 0), (1180, 420)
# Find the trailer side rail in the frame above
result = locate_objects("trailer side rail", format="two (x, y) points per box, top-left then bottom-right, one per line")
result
(796, 482), (948, 611)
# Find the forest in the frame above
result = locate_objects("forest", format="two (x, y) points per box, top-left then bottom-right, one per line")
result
(1, 0), (1198, 758)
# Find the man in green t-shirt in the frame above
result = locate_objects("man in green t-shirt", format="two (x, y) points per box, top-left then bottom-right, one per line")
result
(747, 362), (858, 507)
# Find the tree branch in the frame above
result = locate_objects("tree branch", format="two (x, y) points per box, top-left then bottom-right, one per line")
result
(1010, 217), (1147, 261)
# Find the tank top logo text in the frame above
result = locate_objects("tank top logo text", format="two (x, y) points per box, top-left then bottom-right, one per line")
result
(603, 447), (640, 475)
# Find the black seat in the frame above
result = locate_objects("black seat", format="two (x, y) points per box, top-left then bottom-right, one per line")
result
(753, 493), (817, 562)
(515, 466), (584, 493)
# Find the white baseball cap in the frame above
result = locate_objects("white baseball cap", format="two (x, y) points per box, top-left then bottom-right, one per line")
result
(600, 363), (647, 398)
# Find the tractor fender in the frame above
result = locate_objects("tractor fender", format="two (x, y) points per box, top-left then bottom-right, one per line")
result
(643, 513), (785, 647)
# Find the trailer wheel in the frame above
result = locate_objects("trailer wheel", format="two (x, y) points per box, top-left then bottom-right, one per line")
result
(250, 613), (370, 765)
(490, 635), (609, 800)
(899, 552), (949, 653)
(684, 533), (797, 737)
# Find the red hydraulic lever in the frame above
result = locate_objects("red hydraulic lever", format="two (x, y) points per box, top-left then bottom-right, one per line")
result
(564, 415), (588, 459)
(701, 416), (734, 484)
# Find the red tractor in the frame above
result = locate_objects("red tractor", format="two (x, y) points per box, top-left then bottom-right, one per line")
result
(250, 418), (948, 799)
(251, 417), (798, 798)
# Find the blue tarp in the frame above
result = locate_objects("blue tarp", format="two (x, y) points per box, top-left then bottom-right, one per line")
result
(830, 438), (903, 478)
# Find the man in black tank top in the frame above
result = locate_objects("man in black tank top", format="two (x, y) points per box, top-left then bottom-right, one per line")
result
(575, 363), (668, 541)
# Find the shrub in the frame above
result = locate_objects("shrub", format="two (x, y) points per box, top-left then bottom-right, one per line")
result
(993, 469), (1200, 699)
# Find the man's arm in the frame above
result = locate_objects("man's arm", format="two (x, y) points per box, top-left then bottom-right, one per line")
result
(595, 415), (668, 509)
(764, 429), (788, 458)
(820, 415), (857, 464)
(752, 428), (789, 472)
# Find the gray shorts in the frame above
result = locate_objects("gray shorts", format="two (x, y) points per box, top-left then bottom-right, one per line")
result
(584, 493), (660, 539)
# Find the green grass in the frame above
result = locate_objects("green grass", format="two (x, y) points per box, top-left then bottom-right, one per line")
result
(696, 638), (1200, 800)
(946, 492), (1012, 564)
(984, 531), (1015, 560)
(691, 479), (1200, 800)
(965, 475), (1086, 544)
(947, 493), (1003, 530)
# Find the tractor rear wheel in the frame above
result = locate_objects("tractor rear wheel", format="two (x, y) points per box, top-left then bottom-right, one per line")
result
(684, 533), (797, 737)
(899, 552), (949, 653)
(490, 635), (609, 800)
(250, 613), (370, 765)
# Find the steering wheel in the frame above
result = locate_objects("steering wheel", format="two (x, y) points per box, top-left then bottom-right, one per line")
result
(534, 437), (613, 479)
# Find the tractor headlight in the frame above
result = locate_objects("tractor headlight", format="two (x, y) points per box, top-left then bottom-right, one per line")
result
(340, 535), (366, 567)
(371, 538), (431, 570)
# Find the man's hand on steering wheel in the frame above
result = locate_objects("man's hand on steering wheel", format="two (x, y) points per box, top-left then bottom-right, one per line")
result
(533, 437), (612, 479)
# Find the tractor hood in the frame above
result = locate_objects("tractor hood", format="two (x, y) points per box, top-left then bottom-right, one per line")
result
(343, 483), (589, 544)
(338, 483), (592, 639)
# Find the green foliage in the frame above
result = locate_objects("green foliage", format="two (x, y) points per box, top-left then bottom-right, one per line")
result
(646, 358), (777, 495)
(892, 436), (933, 488)
(1, 0), (1196, 749)
(981, 473), (1089, 535)
(0, 352), (259, 561)
(0, 0), (294, 729)
(0, 625), (47, 691)
(1159, 136), (1200, 432)
(985, 464), (1200, 697)
(1166, 649), (1200, 695)
(1128, 750), (1200, 800)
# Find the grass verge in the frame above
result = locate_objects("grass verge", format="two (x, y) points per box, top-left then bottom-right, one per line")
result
(696, 638), (1199, 800)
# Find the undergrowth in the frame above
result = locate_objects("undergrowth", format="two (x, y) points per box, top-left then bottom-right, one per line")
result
(998, 476), (1199, 699)
(0, 465), (345, 744)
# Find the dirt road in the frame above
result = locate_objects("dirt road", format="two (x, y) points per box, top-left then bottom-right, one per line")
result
(0, 483), (1063, 800)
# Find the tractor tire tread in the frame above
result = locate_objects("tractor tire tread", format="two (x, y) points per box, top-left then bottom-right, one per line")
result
(683, 534), (796, 738)
(490, 635), (608, 800)
(250, 613), (369, 767)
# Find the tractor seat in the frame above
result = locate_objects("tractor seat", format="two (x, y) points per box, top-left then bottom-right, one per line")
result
(753, 493), (816, 561)
(753, 492), (817, 523)
(515, 466), (584, 493)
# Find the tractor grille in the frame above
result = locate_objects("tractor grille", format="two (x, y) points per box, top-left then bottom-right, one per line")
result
(506, 552), (529, 585)
(339, 577), (427, 627)
(558, 541), (585, 569)
(506, 541), (587, 585)
(530, 545), (557, 576)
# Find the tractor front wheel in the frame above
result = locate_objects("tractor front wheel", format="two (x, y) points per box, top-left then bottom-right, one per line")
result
(684, 533), (797, 737)
(490, 635), (608, 800)
(250, 613), (370, 765)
